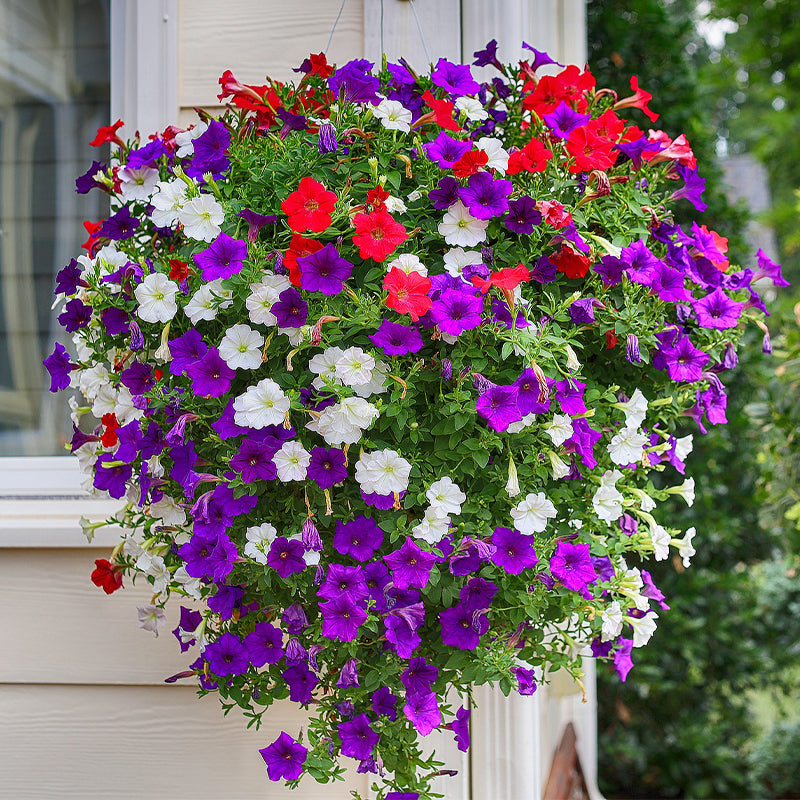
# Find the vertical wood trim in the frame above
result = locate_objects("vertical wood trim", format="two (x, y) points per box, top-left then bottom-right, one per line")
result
(111, 0), (178, 138)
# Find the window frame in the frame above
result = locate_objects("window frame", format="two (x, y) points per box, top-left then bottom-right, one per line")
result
(0, 0), (178, 546)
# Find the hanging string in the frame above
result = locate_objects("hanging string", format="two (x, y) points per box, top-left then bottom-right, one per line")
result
(408, 0), (431, 65)
(325, 0), (348, 54)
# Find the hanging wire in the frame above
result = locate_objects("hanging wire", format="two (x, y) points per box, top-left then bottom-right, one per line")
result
(325, 0), (348, 54)
(408, 0), (431, 65)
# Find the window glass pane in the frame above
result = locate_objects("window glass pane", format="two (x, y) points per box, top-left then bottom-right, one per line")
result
(0, 0), (110, 455)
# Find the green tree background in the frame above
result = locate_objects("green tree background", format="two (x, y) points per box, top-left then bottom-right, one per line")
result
(587, 0), (800, 796)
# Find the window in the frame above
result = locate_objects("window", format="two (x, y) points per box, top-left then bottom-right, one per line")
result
(0, 0), (110, 456)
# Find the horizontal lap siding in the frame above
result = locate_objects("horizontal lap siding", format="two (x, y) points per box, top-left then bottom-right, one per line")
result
(0, 547), (367, 797)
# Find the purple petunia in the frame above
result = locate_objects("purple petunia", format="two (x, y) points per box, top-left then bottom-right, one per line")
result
(204, 632), (249, 677)
(236, 208), (278, 243)
(383, 539), (438, 590)
(267, 537), (307, 578)
(543, 101), (590, 138)
(440, 602), (488, 650)
(93, 454), (133, 499)
(431, 58), (481, 96)
(318, 564), (369, 605)
(369, 319), (423, 355)
(193, 232), (247, 280)
(171, 606), (202, 653)
(504, 195), (542, 234)
(692, 287), (744, 329)
(260, 731), (308, 782)
(549, 540), (597, 592)
(187, 120), (231, 180)
(244, 622), (283, 667)
(230, 439), (278, 483)
(403, 691), (442, 736)
(373, 686), (399, 720)
(282, 662), (318, 704)
(658, 334), (709, 383)
(333, 516), (384, 561)
(99, 205), (140, 240)
(298, 243), (353, 295)
(307, 446), (347, 489)
(319, 594), (368, 642)
(168, 328), (208, 376)
(271, 287), (309, 328)
(476, 384), (522, 432)
(43, 342), (76, 392)
(428, 176), (460, 209)
(431, 289), (483, 336)
(451, 706), (471, 752)
(458, 172), (513, 220)
(186, 347), (235, 397)
(424, 132), (472, 169)
(490, 527), (538, 575)
(58, 298), (93, 332)
(338, 713), (379, 760)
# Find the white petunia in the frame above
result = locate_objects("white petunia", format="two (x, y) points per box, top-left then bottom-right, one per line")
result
(600, 600), (624, 641)
(549, 451), (571, 479)
(118, 165), (159, 202)
(144, 555), (171, 595)
(426, 477), (467, 516)
(617, 388), (649, 429)
(308, 405), (368, 446)
(593, 476), (625, 523)
(438, 200), (488, 247)
(412, 506), (451, 544)
(443, 247), (484, 277)
(338, 396), (380, 429)
(384, 195), (407, 215)
(335, 346), (375, 386)
(506, 413), (537, 434)
(174, 121), (208, 158)
(386, 253), (427, 276)
(219, 324), (264, 370)
(476, 136), (510, 174)
(354, 449), (412, 495)
(309, 347), (345, 390)
(79, 363), (110, 402)
(244, 523), (278, 564)
(608, 426), (648, 465)
(628, 612), (658, 648)
(674, 434), (694, 461)
(374, 99), (413, 132)
(455, 96), (489, 121)
(150, 178), (188, 228)
(173, 566), (203, 599)
(246, 275), (292, 326)
(545, 414), (574, 447)
(184, 280), (232, 324)
(669, 477), (695, 507)
(134, 272), (179, 323)
(233, 378), (291, 429)
(92, 384), (117, 418)
(115, 385), (145, 424)
(137, 604), (166, 636)
(676, 526), (696, 568)
(178, 194), (224, 241)
(353, 359), (390, 398)
(511, 491), (557, 534)
(273, 441), (311, 482)
(149, 496), (186, 527)
(650, 524), (671, 561)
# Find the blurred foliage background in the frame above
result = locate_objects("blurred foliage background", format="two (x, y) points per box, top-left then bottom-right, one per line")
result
(587, 0), (800, 796)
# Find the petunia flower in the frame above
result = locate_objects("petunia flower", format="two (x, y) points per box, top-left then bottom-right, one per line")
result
(281, 176), (337, 233)
(352, 209), (408, 262)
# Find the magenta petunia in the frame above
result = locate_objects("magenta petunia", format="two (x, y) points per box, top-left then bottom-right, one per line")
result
(490, 527), (538, 575)
(476, 384), (522, 432)
(440, 602), (488, 650)
(548, 540), (597, 592)
(267, 537), (307, 578)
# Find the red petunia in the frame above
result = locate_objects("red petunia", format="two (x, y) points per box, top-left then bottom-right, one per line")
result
(613, 75), (659, 122)
(282, 176), (338, 233)
(605, 330), (618, 349)
(168, 258), (190, 282)
(100, 413), (120, 448)
(471, 265), (530, 294)
(284, 233), (324, 286)
(452, 149), (489, 178)
(352, 209), (408, 263)
(565, 127), (617, 173)
(384, 268), (432, 321)
(366, 184), (390, 211)
(537, 200), (573, 229)
(550, 245), (591, 280)
(421, 91), (461, 132)
(81, 219), (103, 253)
(91, 559), (124, 594)
(90, 119), (124, 147)
(507, 138), (553, 175)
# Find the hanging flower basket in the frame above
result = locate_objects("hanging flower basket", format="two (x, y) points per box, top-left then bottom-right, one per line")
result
(45, 42), (786, 799)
